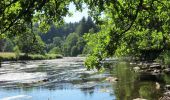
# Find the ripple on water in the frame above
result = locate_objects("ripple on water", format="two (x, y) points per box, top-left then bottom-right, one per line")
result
(1, 95), (32, 100)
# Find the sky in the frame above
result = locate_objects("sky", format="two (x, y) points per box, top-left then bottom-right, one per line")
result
(64, 3), (89, 23)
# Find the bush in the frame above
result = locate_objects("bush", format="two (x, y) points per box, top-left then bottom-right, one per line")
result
(163, 51), (170, 66)
(49, 47), (61, 54)
(0, 52), (16, 61)
(0, 52), (63, 61)
(13, 46), (20, 59)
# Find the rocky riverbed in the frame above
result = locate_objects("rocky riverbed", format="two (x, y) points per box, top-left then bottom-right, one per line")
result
(130, 61), (170, 99)
(0, 58), (167, 100)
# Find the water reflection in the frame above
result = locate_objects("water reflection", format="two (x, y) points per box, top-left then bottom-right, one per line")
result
(0, 58), (167, 100)
(112, 62), (163, 100)
(0, 57), (115, 100)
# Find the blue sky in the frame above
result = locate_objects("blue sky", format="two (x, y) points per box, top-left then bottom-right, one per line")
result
(64, 3), (88, 23)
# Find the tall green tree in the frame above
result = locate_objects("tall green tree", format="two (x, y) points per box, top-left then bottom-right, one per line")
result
(0, 0), (85, 37)
(15, 28), (45, 55)
(63, 32), (79, 56)
(84, 0), (170, 69)
(1, 0), (170, 70)
(76, 17), (87, 35)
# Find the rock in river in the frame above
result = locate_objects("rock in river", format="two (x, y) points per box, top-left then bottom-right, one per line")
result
(105, 77), (118, 82)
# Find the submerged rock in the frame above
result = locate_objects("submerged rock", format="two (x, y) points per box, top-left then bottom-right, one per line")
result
(105, 77), (118, 82)
(161, 90), (170, 100)
(159, 96), (170, 100)
(74, 82), (96, 89)
(138, 72), (162, 81)
(133, 67), (140, 72)
(165, 85), (170, 90)
(155, 82), (160, 90)
(130, 62), (137, 65)
(99, 88), (112, 93)
(150, 64), (161, 69)
(164, 68), (170, 74)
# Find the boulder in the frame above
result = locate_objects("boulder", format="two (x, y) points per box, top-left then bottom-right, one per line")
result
(164, 91), (170, 96)
(165, 85), (170, 90)
(164, 68), (170, 74)
(150, 64), (161, 69)
(133, 67), (140, 72)
(159, 96), (170, 100)
(137, 62), (143, 66)
(155, 82), (160, 90)
(130, 62), (137, 65)
(105, 77), (118, 82)
(138, 72), (161, 81)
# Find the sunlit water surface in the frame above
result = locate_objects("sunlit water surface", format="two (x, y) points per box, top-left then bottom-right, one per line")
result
(0, 57), (166, 100)
(0, 57), (115, 100)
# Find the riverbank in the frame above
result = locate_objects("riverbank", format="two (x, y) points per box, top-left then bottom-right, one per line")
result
(0, 52), (63, 61)
(129, 61), (170, 99)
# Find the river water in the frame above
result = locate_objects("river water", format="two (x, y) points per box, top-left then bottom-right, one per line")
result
(0, 57), (167, 100)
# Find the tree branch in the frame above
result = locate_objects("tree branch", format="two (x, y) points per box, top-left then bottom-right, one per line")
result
(120, 0), (144, 35)
(2, 0), (37, 34)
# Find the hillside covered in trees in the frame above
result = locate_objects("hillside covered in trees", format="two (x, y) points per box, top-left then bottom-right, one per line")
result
(0, 16), (98, 57)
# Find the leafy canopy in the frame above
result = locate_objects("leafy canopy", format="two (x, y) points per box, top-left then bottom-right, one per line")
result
(1, 0), (170, 69)
(0, 0), (83, 38)
(84, 0), (170, 69)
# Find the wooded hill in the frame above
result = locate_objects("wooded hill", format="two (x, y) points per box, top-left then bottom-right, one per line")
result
(0, 16), (98, 57)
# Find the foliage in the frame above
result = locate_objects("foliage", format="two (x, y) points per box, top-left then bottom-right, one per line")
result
(0, 0), (76, 36)
(160, 50), (170, 66)
(14, 27), (45, 54)
(3, 38), (14, 52)
(13, 45), (20, 59)
(0, 52), (16, 61)
(49, 47), (61, 54)
(63, 32), (79, 56)
(1, 0), (170, 69)
(0, 52), (62, 61)
(19, 54), (63, 60)
(84, 0), (170, 69)
(40, 17), (97, 56)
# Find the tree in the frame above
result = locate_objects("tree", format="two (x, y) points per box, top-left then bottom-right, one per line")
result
(0, 39), (6, 52)
(71, 46), (79, 56)
(52, 37), (63, 48)
(4, 38), (14, 52)
(84, 0), (170, 69)
(49, 47), (61, 54)
(0, 0), (78, 36)
(15, 28), (45, 55)
(75, 16), (97, 35)
(76, 17), (87, 35)
(63, 32), (79, 56)
(1, 0), (170, 70)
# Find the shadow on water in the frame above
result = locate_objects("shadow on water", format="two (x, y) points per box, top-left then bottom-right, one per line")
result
(0, 57), (169, 100)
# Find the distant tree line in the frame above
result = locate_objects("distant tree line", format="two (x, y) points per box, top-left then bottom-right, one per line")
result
(0, 16), (98, 57)
(42, 16), (98, 56)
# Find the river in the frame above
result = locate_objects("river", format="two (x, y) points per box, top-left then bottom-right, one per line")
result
(0, 57), (167, 100)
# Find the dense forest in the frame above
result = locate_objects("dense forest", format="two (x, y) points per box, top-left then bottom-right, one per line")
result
(0, 16), (98, 57)
(0, 0), (170, 69)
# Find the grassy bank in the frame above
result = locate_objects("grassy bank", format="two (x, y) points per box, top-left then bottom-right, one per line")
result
(0, 52), (63, 61)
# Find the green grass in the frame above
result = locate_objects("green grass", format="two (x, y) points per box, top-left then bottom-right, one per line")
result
(0, 52), (63, 61)
(0, 52), (16, 61)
